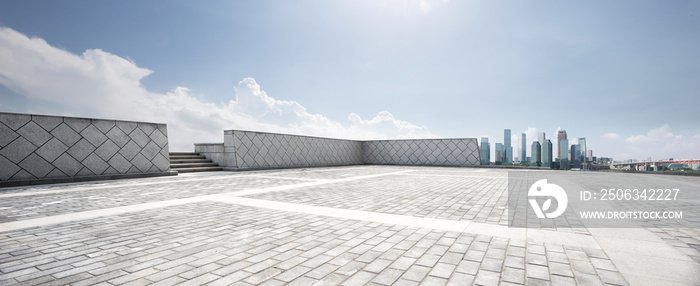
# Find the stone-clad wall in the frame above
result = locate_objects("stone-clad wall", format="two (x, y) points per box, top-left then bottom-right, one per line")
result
(0, 112), (172, 186)
(196, 130), (481, 170)
(363, 139), (481, 166)
(224, 130), (364, 170)
(194, 143), (225, 166)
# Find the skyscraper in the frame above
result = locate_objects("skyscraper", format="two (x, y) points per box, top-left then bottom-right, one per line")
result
(538, 132), (546, 164)
(506, 147), (512, 165)
(480, 137), (490, 165)
(542, 139), (552, 168)
(578, 138), (587, 162)
(520, 133), (526, 164)
(495, 143), (504, 165)
(557, 130), (567, 159)
(531, 141), (541, 167)
(571, 144), (581, 168)
(504, 129), (512, 165)
(559, 138), (569, 170)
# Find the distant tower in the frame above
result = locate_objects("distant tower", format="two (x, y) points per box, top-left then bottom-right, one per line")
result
(504, 129), (512, 165)
(495, 143), (504, 165)
(538, 132), (546, 164)
(520, 133), (526, 164)
(578, 138), (587, 162)
(557, 130), (567, 159)
(542, 139), (552, 168)
(560, 139), (569, 170)
(531, 141), (541, 167)
(570, 144), (581, 168)
(480, 137), (490, 165)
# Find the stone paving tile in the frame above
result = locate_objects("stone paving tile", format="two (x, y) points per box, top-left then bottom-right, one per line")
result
(562, 171), (700, 250)
(0, 198), (631, 285)
(246, 170), (511, 225)
(2, 166), (681, 285)
(0, 176), (304, 221)
(241, 165), (404, 180)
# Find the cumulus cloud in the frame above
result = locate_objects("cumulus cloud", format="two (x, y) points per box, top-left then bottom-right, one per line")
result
(603, 133), (621, 139)
(619, 124), (700, 160)
(347, 111), (436, 139)
(0, 27), (436, 150)
(625, 124), (678, 143)
(524, 127), (538, 145)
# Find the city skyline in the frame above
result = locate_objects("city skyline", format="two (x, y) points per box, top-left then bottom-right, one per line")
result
(0, 1), (698, 160)
(482, 128), (606, 166)
(478, 125), (697, 163)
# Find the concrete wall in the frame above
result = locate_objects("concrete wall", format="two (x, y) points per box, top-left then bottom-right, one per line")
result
(195, 130), (481, 170)
(0, 112), (173, 187)
(363, 138), (481, 166)
(194, 143), (225, 166)
(224, 130), (364, 170)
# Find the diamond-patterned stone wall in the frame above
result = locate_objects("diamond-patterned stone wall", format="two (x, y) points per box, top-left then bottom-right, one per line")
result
(363, 138), (481, 167)
(215, 130), (481, 170)
(224, 130), (364, 170)
(0, 112), (170, 183)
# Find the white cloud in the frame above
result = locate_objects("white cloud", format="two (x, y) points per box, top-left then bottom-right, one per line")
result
(603, 133), (621, 139)
(524, 127), (538, 146)
(618, 124), (700, 160)
(347, 111), (436, 139)
(625, 124), (677, 143)
(0, 27), (436, 151)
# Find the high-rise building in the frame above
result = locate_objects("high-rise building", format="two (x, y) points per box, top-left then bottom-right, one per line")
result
(579, 138), (587, 162)
(557, 130), (567, 159)
(520, 133), (526, 164)
(538, 132), (546, 164)
(506, 147), (512, 165)
(538, 132), (545, 145)
(495, 143), (504, 165)
(571, 144), (581, 168)
(531, 141), (541, 167)
(542, 139), (552, 168)
(504, 129), (512, 165)
(587, 149), (593, 161)
(480, 137), (490, 165)
(559, 139), (569, 170)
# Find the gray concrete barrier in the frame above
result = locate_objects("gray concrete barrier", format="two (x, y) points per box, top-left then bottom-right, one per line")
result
(196, 130), (481, 170)
(0, 112), (175, 187)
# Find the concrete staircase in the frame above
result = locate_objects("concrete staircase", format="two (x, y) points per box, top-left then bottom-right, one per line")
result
(169, 152), (223, 173)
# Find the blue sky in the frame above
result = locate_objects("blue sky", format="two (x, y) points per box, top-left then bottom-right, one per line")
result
(0, 0), (698, 160)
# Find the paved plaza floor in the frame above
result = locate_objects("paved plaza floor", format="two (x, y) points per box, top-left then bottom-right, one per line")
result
(0, 166), (699, 285)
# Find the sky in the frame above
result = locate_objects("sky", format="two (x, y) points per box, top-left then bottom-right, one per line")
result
(0, 0), (698, 161)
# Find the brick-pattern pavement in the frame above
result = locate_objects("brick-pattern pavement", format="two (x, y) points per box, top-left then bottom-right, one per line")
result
(4, 166), (696, 285)
(246, 172), (511, 225)
(0, 202), (625, 286)
(0, 176), (302, 221)
(560, 172), (700, 264)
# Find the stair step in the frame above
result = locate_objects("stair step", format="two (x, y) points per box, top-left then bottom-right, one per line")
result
(169, 152), (223, 174)
(170, 159), (212, 164)
(171, 163), (220, 168)
(170, 155), (206, 160)
(172, 167), (223, 173)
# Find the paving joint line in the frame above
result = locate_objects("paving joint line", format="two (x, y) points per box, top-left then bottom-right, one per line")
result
(0, 170), (413, 232)
(243, 174), (329, 182)
(211, 195), (601, 249)
(0, 171), (333, 199)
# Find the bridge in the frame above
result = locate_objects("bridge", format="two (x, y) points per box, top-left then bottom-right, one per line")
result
(612, 159), (700, 171)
